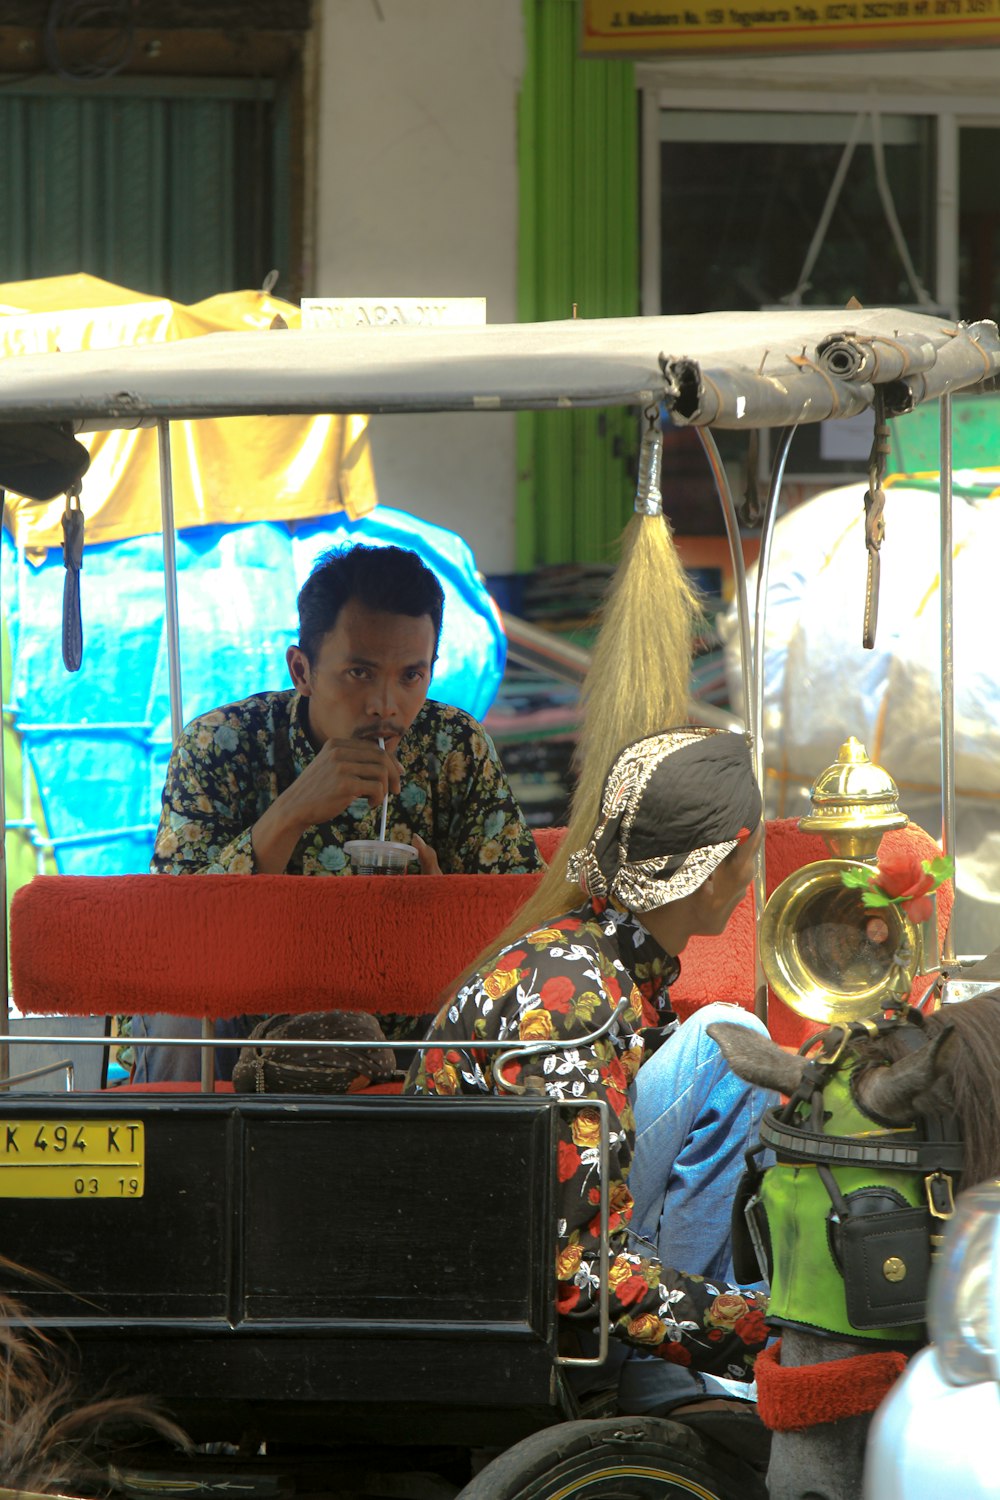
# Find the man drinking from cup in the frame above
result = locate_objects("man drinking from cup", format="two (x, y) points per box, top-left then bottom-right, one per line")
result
(131, 543), (540, 1081)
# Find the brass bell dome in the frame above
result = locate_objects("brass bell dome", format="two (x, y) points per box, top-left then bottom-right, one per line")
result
(797, 736), (907, 861)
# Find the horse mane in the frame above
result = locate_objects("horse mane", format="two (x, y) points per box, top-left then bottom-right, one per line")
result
(0, 1281), (188, 1492)
(854, 994), (1000, 1188)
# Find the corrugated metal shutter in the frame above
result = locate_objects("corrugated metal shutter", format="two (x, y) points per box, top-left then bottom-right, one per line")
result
(0, 83), (282, 304)
(517, 0), (640, 568)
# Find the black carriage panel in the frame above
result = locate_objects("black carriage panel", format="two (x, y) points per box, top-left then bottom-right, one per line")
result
(0, 1100), (235, 1321)
(0, 1093), (565, 1439)
(242, 1103), (553, 1330)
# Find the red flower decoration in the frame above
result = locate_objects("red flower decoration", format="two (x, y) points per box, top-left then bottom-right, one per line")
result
(659, 1342), (692, 1365)
(617, 1274), (651, 1307)
(877, 851), (935, 904)
(556, 1283), (581, 1313)
(902, 894), (935, 925)
(541, 975), (575, 1012)
(557, 1140), (582, 1182)
(842, 849), (952, 927)
(733, 1308), (769, 1346)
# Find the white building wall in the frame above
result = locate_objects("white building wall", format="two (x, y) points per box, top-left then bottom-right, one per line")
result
(313, 0), (525, 575)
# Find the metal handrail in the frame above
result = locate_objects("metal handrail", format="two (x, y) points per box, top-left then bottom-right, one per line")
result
(0, 1057), (74, 1091)
(9, 1002), (632, 1055)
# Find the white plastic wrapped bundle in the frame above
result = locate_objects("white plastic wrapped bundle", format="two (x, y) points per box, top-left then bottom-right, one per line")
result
(721, 479), (1000, 955)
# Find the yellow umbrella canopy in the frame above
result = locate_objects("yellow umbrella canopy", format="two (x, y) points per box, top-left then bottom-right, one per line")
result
(0, 275), (377, 554)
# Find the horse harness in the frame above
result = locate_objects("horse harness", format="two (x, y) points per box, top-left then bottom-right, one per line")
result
(735, 1004), (964, 1342)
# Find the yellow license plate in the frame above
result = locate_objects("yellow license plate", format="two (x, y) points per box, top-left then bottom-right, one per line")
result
(0, 1119), (144, 1199)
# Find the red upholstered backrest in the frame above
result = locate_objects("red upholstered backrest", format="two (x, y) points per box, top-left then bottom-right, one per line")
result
(532, 826), (565, 865)
(9, 820), (950, 1050)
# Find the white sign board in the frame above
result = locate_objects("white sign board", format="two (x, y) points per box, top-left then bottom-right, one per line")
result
(300, 297), (487, 331)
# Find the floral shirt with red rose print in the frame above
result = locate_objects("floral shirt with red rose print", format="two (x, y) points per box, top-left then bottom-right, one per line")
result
(405, 899), (767, 1377)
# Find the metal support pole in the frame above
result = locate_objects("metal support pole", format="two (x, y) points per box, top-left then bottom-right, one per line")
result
(157, 420), (184, 746)
(750, 426), (797, 1020)
(696, 430), (754, 740)
(0, 491), (8, 1082)
(156, 421), (213, 1091)
(939, 394), (957, 965)
(696, 429), (767, 1020)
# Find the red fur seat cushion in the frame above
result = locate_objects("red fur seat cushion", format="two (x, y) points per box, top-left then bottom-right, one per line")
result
(9, 821), (950, 1052)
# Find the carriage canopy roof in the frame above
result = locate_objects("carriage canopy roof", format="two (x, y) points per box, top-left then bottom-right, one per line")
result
(0, 273), (377, 545)
(0, 307), (998, 433)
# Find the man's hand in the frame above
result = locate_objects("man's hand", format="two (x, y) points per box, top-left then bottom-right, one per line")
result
(251, 738), (401, 873)
(285, 737), (402, 827)
(412, 833), (442, 875)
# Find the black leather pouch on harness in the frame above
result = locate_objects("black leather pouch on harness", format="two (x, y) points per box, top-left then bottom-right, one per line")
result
(833, 1196), (932, 1329)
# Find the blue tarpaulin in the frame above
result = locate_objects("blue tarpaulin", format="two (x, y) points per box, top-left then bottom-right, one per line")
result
(3, 506), (506, 876)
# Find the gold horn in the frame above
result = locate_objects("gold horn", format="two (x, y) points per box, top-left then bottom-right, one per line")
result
(760, 860), (919, 1024)
(760, 739), (921, 1024)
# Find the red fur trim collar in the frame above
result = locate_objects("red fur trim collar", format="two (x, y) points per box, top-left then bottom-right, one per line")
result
(755, 1340), (908, 1431)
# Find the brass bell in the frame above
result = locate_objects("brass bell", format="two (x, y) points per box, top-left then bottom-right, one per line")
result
(798, 737), (908, 861)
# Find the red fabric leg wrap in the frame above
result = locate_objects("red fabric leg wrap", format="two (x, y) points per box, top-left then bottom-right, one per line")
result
(754, 1340), (909, 1431)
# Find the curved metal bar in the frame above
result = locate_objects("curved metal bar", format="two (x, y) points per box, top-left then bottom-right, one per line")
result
(939, 393), (957, 965)
(0, 505), (7, 1085)
(750, 427), (798, 1020)
(493, 998), (627, 1375)
(18, 1007), (633, 1055)
(753, 427), (797, 786)
(555, 1097), (611, 1369)
(492, 996), (631, 1094)
(0, 1057), (75, 1091)
(157, 420), (203, 1086)
(696, 427), (768, 1019)
(696, 428), (753, 739)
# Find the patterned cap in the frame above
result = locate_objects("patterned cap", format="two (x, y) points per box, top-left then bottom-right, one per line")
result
(566, 727), (761, 914)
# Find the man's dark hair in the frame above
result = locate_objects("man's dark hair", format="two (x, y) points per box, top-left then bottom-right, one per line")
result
(296, 544), (445, 664)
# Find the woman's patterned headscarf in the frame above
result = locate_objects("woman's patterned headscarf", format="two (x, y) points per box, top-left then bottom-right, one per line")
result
(566, 727), (762, 914)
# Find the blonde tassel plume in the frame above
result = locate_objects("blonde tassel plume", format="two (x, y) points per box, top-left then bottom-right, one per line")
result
(466, 412), (700, 969)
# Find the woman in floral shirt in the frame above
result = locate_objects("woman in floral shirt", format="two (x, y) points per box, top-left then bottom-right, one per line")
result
(407, 727), (771, 1381)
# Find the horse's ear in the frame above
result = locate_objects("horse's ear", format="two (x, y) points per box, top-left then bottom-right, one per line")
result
(854, 1024), (959, 1123)
(707, 1021), (808, 1094)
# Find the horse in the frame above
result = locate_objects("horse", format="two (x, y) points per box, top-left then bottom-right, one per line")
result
(708, 990), (1000, 1500)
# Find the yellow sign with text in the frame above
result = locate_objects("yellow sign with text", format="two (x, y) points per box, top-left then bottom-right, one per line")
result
(0, 1119), (144, 1198)
(582, 0), (1000, 54)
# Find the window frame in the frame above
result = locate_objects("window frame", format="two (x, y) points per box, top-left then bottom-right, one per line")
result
(640, 81), (1000, 324)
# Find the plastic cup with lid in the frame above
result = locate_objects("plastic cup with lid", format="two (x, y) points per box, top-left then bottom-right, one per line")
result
(344, 839), (418, 876)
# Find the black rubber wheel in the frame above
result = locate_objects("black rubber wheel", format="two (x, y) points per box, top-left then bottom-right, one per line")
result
(459, 1416), (767, 1499)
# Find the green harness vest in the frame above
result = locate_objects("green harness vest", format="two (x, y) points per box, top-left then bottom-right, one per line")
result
(741, 1022), (964, 1343)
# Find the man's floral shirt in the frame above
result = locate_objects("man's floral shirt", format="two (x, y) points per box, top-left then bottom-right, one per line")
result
(405, 900), (768, 1376)
(151, 691), (542, 878)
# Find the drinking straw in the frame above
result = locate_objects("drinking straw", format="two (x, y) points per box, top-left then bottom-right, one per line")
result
(378, 736), (389, 841)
